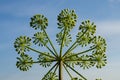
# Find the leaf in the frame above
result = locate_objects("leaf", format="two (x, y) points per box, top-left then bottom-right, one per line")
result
(30, 14), (48, 30)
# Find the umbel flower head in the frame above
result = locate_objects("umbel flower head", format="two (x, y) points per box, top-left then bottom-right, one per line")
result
(14, 36), (31, 55)
(33, 32), (48, 46)
(30, 14), (48, 30)
(16, 54), (33, 71)
(57, 9), (77, 32)
(14, 9), (107, 80)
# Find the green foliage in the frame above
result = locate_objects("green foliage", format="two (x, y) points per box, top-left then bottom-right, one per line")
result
(14, 9), (107, 80)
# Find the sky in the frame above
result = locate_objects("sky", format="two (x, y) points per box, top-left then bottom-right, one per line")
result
(0, 0), (120, 80)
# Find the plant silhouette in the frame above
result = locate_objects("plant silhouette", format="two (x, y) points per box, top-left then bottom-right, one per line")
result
(14, 9), (107, 80)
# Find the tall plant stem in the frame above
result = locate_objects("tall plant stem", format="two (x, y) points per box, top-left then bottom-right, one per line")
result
(59, 61), (63, 80)
(43, 29), (58, 57)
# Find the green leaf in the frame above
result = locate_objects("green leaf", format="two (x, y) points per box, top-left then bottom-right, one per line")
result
(38, 52), (53, 67)
(16, 54), (33, 71)
(30, 14), (48, 30)
(14, 36), (31, 55)
(33, 32), (48, 46)
(42, 72), (58, 80)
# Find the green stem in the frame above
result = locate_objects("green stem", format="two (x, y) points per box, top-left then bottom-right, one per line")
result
(26, 46), (55, 59)
(42, 62), (58, 80)
(65, 47), (96, 59)
(68, 44), (79, 53)
(65, 59), (97, 62)
(45, 45), (57, 58)
(43, 29), (58, 57)
(26, 60), (56, 64)
(63, 29), (88, 58)
(62, 40), (77, 58)
(60, 28), (66, 57)
(51, 64), (58, 79)
(59, 61), (63, 80)
(64, 62), (87, 80)
(63, 63), (72, 79)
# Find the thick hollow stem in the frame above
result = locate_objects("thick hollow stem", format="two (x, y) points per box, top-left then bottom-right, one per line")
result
(59, 60), (63, 80)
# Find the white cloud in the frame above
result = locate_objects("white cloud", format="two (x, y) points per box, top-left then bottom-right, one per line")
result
(96, 20), (120, 36)
(108, 0), (120, 2)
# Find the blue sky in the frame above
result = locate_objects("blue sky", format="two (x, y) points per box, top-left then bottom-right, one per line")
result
(0, 0), (120, 80)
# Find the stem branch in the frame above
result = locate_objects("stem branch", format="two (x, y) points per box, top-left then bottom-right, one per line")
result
(64, 62), (87, 80)
(26, 46), (55, 58)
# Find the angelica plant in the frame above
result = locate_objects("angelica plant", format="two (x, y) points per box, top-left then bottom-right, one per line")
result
(14, 9), (107, 80)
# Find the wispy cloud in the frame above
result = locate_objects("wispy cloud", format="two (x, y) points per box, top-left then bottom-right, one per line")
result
(108, 0), (120, 3)
(96, 20), (120, 36)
